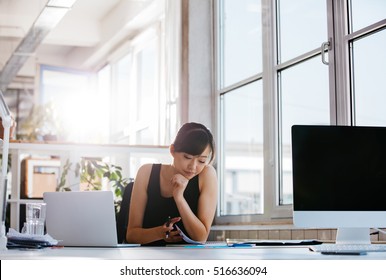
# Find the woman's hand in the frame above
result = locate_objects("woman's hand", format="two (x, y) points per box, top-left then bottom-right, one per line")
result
(163, 216), (183, 242)
(171, 174), (189, 200)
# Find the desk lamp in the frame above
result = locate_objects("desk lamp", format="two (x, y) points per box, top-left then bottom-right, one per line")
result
(0, 89), (11, 251)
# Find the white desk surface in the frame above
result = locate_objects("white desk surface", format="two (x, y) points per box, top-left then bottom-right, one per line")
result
(1, 245), (386, 260)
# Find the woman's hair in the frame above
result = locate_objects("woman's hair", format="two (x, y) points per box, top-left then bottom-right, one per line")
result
(172, 122), (215, 163)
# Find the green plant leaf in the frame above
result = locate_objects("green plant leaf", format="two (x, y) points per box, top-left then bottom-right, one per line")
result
(57, 158), (128, 214)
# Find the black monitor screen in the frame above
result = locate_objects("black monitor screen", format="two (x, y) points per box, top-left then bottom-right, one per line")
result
(292, 125), (386, 211)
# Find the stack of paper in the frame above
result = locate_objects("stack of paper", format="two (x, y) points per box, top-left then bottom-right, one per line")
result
(6, 228), (58, 249)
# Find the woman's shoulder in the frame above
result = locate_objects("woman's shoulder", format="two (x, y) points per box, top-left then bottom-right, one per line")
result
(197, 165), (217, 192)
(137, 163), (166, 177)
(198, 164), (217, 181)
(202, 164), (217, 175)
(134, 164), (155, 189)
(137, 163), (156, 176)
(138, 163), (153, 172)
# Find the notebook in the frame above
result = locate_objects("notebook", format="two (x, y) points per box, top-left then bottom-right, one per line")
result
(43, 191), (139, 247)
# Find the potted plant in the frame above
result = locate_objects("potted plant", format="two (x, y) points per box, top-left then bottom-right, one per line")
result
(57, 158), (132, 214)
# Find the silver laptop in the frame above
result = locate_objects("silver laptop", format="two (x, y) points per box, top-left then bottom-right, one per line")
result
(43, 191), (139, 247)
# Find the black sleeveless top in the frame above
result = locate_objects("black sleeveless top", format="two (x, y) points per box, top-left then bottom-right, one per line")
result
(142, 164), (200, 246)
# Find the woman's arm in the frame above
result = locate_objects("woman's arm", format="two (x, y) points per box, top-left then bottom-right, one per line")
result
(173, 165), (218, 242)
(126, 164), (180, 244)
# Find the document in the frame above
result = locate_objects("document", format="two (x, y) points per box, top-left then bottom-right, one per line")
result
(175, 225), (205, 245)
(6, 228), (59, 248)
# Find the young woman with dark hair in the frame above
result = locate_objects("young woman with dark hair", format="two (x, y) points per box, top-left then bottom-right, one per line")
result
(126, 122), (217, 245)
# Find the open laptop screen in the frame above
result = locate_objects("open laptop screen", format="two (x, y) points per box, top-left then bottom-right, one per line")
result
(44, 191), (119, 247)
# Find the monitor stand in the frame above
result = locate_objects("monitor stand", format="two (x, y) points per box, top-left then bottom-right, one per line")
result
(336, 228), (371, 244)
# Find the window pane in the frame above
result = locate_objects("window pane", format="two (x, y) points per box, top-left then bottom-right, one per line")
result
(40, 66), (104, 143)
(221, 81), (263, 215)
(136, 40), (157, 144)
(280, 56), (330, 204)
(350, 0), (386, 32)
(220, 0), (262, 87)
(113, 53), (132, 139)
(96, 65), (111, 143)
(277, 0), (327, 62)
(353, 30), (386, 126)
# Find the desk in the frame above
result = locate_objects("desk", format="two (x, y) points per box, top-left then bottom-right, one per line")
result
(1, 246), (386, 260)
(2, 247), (386, 280)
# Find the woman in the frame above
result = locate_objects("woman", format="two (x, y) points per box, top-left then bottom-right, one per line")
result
(126, 122), (217, 245)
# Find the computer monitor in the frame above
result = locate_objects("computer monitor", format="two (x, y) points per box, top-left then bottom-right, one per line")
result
(291, 125), (386, 244)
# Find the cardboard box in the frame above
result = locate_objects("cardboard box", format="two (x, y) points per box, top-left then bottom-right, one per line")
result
(29, 173), (57, 198)
(21, 158), (60, 198)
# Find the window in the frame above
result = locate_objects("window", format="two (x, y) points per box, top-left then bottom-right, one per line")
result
(132, 33), (159, 145)
(108, 26), (163, 145)
(217, 0), (263, 217)
(99, 2), (181, 146)
(220, 0), (262, 88)
(96, 65), (112, 141)
(278, 0), (330, 207)
(215, 0), (386, 223)
(38, 1), (181, 147)
(220, 81), (264, 215)
(352, 30), (386, 126)
(279, 56), (330, 205)
(39, 65), (108, 143)
(111, 53), (132, 142)
(349, 1), (386, 126)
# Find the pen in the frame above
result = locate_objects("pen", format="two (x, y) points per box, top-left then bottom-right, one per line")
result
(165, 216), (171, 239)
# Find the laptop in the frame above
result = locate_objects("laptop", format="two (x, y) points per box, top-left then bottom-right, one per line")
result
(43, 191), (139, 247)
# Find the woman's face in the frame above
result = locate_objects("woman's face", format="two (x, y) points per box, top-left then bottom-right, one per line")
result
(171, 144), (212, 179)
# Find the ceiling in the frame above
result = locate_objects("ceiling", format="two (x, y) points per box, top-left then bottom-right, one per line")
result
(0, 0), (160, 91)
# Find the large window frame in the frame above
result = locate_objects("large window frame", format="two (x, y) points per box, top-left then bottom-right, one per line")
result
(214, 0), (386, 224)
(106, 24), (163, 145)
(38, 0), (182, 148)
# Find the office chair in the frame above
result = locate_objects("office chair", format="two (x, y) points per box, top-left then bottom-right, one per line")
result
(116, 181), (134, 243)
